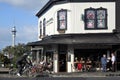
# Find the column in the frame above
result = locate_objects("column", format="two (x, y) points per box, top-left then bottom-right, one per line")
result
(67, 45), (74, 73)
(53, 45), (58, 73)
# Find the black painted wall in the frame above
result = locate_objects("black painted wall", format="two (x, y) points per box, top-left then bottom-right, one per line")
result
(116, 0), (120, 30)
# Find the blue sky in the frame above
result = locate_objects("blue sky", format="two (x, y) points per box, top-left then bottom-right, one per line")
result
(0, 0), (48, 50)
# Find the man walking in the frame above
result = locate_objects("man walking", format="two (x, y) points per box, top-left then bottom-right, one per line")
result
(101, 54), (107, 72)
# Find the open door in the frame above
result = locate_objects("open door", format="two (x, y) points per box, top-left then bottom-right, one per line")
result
(59, 53), (66, 72)
(58, 44), (67, 72)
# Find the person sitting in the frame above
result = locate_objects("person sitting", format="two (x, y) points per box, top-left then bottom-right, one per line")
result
(78, 57), (85, 71)
(77, 62), (82, 71)
(106, 57), (112, 71)
(74, 57), (79, 71)
(86, 57), (92, 71)
(46, 60), (53, 73)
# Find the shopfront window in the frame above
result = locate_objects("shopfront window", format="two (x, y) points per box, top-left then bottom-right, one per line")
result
(85, 7), (107, 30)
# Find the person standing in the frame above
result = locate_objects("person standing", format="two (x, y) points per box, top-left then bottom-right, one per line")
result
(111, 53), (116, 72)
(101, 54), (107, 72)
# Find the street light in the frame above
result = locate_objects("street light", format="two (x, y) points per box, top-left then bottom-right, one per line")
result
(11, 26), (17, 47)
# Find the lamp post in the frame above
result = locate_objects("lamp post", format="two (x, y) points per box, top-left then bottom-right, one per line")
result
(11, 26), (17, 47)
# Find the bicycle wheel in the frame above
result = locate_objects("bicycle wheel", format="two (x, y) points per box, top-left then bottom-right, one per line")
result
(9, 68), (18, 76)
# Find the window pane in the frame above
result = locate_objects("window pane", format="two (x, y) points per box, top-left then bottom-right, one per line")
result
(87, 20), (95, 28)
(59, 21), (66, 29)
(59, 11), (66, 20)
(43, 18), (46, 36)
(97, 10), (106, 19)
(86, 10), (95, 19)
(97, 20), (105, 28)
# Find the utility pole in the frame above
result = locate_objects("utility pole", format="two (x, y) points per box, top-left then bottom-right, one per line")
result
(11, 26), (17, 47)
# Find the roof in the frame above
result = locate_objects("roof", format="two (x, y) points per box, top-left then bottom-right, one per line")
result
(27, 33), (120, 46)
(36, 0), (116, 17)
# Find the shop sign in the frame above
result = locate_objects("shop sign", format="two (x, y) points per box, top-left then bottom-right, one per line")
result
(46, 18), (53, 26)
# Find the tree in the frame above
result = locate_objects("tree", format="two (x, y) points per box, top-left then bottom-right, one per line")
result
(1, 43), (31, 68)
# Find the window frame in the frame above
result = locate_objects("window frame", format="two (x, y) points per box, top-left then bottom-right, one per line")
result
(40, 21), (42, 38)
(57, 9), (67, 31)
(85, 7), (108, 30)
(96, 8), (107, 29)
(85, 7), (96, 29)
(43, 18), (46, 36)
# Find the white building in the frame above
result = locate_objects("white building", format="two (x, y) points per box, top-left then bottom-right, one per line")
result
(28, 0), (120, 73)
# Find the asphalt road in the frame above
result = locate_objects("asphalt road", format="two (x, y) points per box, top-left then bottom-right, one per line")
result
(0, 77), (120, 80)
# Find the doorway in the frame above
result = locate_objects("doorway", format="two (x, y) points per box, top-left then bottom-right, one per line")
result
(58, 44), (67, 72)
(59, 53), (66, 72)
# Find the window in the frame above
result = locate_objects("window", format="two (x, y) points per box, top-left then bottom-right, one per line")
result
(85, 8), (95, 29)
(97, 8), (107, 28)
(57, 9), (67, 30)
(43, 18), (46, 36)
(40, 21), (42, 38)
(85, 7), (107, 30)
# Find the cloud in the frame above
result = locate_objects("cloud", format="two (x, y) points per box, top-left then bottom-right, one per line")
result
(0, 27), (13, 49)
(0, 0), (50, 50)
(0, 0), (49, 12)
(16, 25), (38, 43)
(0, 25), (38, 49)
(0, 27), (11, 41)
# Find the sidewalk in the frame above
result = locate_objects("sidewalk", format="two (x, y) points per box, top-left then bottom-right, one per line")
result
(0, 68), (10, 73)
(51, 71), (120, 77)
(0, 68), (120, 78)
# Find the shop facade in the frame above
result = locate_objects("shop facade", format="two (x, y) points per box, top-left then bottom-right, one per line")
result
(28, 0), (120, 73)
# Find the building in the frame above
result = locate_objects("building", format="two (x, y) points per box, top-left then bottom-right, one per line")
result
(28, 0), (120, 73)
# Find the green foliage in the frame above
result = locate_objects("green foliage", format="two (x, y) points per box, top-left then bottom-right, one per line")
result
(0, 53), (5, 62)
(0, 43), (31, 68)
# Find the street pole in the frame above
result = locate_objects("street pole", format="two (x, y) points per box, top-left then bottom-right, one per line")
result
(11, 26), (16, 47)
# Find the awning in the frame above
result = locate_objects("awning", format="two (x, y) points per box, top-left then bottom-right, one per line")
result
(27, 33), (120, 46)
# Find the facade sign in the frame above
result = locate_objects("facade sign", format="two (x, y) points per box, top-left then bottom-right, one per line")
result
(46, 18), (53, 26)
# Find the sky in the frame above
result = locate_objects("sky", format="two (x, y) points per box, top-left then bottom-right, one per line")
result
(0, 0), (49, 50)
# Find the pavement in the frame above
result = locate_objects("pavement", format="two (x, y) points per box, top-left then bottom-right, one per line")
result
(0, 71), (120, 80)
(0, 68), (120, 78)
(51, 71), (120, 77)
(0, 71), (120, 78)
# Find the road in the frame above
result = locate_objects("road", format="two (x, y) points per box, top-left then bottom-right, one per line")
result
(0, 77), (120, 80)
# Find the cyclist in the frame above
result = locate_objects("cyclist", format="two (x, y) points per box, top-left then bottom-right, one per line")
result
(16, 53), (31, 76)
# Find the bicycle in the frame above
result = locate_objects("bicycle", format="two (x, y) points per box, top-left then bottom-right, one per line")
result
(9, 62), (52, 77)
(9, 63), (32, 77)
